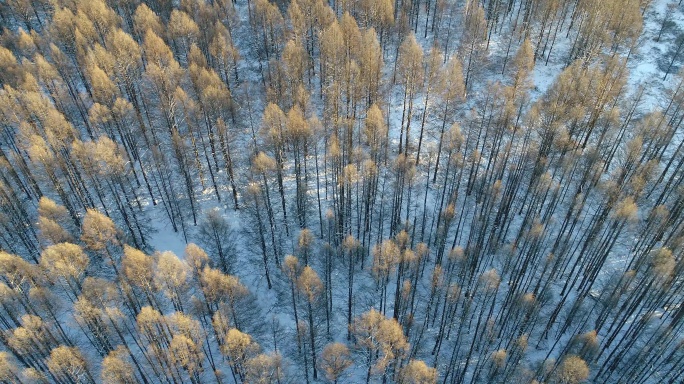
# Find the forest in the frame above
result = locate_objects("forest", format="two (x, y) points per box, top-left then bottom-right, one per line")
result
(0, 0), (682, 382)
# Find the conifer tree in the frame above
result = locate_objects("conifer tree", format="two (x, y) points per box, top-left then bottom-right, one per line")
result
(459, 3), (488, 92)
(398, 359), (438, 384)
(297, 265), (323, 379)
(47, 346), (96, 384)
(319, 342), (352, 383)
(351, 308), (408, 383)
(396, 33), (423, 156)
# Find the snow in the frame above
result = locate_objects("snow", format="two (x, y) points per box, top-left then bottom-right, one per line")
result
(147, 208), (189, 256)
(5, 0), (684, 382)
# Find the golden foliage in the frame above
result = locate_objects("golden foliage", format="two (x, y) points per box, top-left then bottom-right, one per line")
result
(555, 355), (590, 384)
(319, 342), (352, 382)
(399, 359), (438, 384)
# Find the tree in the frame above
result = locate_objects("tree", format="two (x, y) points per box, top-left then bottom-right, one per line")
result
(133, 3), (163, 38)
(398, 359), (438, 384)
(36, 197), (73, 246)
(0, 46), (23, 88)
(281, 39), (307, 107)
(244, 353), (283, 384)
(244, 181), (275, 289)
(298, 266), (323, 380)
(298, 228), (314, 265)
(252, 0), (285, 62)
(76, 0), (120, 44)
(286, 106), (312, 228)
(343, 235), (361, 339)
(169, 334), (204, 384)
(459, 3), (488, 92)
(352, 308), (409, 382)
(47, 346), (96, 384)
(553, 355), (590, 384)
(396, 33), (424, 156)
(364, 103), (388, 165)
(283, 255), (304, 358)
(167, 9), (199, 61)
(199, 267), (260, 335)
(216, 326), (259, 382)
(154, 251), (188, 312)
(260, 103), (290, 236)
(431, 55), (464, 180)
(101, 347), (137, 384)
(135, 306), (180, 383)
(195, 209), (236, 273)
(81, 208), (120, 266)
(40, 242), (89, 300)
(185, 243), (210, 278)
(0, 351), (21, 383)
(372, 239), (400, 315)
(319, 342), (352, 383)
(209, 21), (240, 87)
(415, 46), (442, 165)
(215, 118), (240, 209)
(356, 0), (394, 36)
(121, 245), (157, 312)
(358, 28), (383, 107)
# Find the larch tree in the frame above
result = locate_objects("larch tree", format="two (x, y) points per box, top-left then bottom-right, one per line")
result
(415, 45), (443, 165)
(47, 345), (96, 384)
(351, 308), (409, 383)
(154, 251), (188, 312)
(215, 326), (259, 383)
(8, 314), (58, 374)
(364, 103), (388, 166)
(74, 278), (125, 362)
(215, 118), (240, 209)
(22, 368), (49, 384)
(36, 197), (74, 246)
(283, 255), (304, 356)
(39, 242), (89, 301)
(244, 352), (283, 384)
(432, 55), (464, 181)
(81, 208), (122, 274)
(244, 181), (275, 289)
(0, 46), (23, 88)
(185, 243), (210, 279)
(357, 0), (394, 37)
(319, 342), (352, 383)
(121, 245), (158, 313)
(459, 3), (488, 92)
(396, 33), (424, 157)
(133, 3), (164, 40)
(166, 312), (206, 384)
(297, 265), (323, 380)
(252, 0), (285, 62)
(195, 209), (236, 273)
(101, 346), (137, 384)
(319, 19), (344, 127)
(398, 359), (438, 384)
(0, 351), (21, 383)
(358, 28), (384, 108)
(135, 306), (181, 383)
(343, 234), (361, 340)
(286, 105), (312, 228)
(75, 0), (120, 45)
(142, 28), (183, 137)
(260, 104), (290, 236)
(199, 267), (259, 335)
(552, 355), (590, 384)
(167, 9), (199, 62)
(281, 39), (307, 109)
(209, 21), (241, 87)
